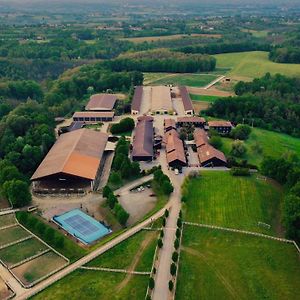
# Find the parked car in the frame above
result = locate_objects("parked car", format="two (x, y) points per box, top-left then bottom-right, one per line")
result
(175, 169), (179, 175)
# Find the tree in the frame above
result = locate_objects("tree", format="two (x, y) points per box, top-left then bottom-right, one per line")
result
(209, 135), (222, 149)
(45, 227), (55, 242)
(174, 238), (180, 249)
(149, 277), (155, 290)
(170, 263), (177, 276)
(231, 140), (247, 157)
(55, 236), (65, 248)
(172, 251), (179, 262)
(102, 185), (112, 198)
(231, 124), (251, 140)
(283, 194), (300, 240)
(164, 209), (169, 218)
(3, 179), (31, 208)
(131, 161), (141, 177)
(176, 228), (181, 238)
(162, 181), (174, 195)
(169, 280), (174, 291)
(36, 222), (46, 235)
(158, 238), (163, 248)
(177, 218), (182, 228)
(107, 193), (117, 209)
(109, 171), (122, 185)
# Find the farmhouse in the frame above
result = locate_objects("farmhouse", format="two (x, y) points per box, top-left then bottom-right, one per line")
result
(73, 111), (114, 123)
(177, 116), (206, 127)
(194, 129), (227, 167)
(179, 86), (194, 115)
(131, 86), (143, 115)
(208, 120), (233, 134)
(164, 129), (187, 168)
(164, 119), (176, 132)
(132, 116), (154, 161)
(151, 86), (173, 114)
(85, 93), (117, 111)
(31, 129), (108, 191)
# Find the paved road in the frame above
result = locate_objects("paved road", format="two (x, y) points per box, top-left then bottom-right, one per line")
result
(152, 150), (184, 300)
(16, 204), (166, 300)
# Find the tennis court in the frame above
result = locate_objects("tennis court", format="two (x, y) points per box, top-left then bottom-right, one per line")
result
(53, 209), (111, 244)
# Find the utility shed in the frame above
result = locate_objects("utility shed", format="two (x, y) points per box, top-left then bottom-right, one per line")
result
(31, 129), (108, 191)
(151, 86), (173, 114)
(85, 94), (117, 111)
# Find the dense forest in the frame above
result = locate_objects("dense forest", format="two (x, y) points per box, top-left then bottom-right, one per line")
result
(205, 74), (300, 137)
(269, 47), (300, 64)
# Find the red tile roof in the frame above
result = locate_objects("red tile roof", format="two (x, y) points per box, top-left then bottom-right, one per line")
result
(86, 94), (117, 111)
(179, 86), (194, 112)
(131, 86), (143, 112)
(208, 120), (232, 127)
(177, 116), (206, 123)
(197, 143), (227, 166)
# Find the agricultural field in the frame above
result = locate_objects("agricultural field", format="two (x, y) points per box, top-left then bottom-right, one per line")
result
(32, 229), (158, 299)
(121, 33), (221, 43)
(176, 226), (300, 300)
(0, 226), (30, 247)
(144, 73), (218, 87)
(0, 213), (16, 227)
(182, 171), (283, 235)
(190, 94), (223, 102)
(220, 127), (300, 167)
(0, 238), (47, 266)
(11, 251), (67, 285)
(213, 51), (300, 79)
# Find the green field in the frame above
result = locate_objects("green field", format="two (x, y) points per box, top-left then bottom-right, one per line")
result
(190, 94), (223, 102)
(182, 171), (283, 235)
(87, 230), (157, 271)
(32, 229), (158, 299)
(0, 226), (30, 247)
(176, 226), (300, 300)
(32, 270), (148, 300)
(220, 127), (300, 166)
(213, 51), (300, 78)
(0, 238), (47, 266)
(143, 73), (218, 87)
(0, 214), (16, 227)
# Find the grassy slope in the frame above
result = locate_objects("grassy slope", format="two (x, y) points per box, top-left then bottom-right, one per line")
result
(183, 171), (283, 235)
(213, 51), (300, 78)
(32, 270), (148, 300)
(220, 127), (300, 167)
(143, 72), (218, 87)
(176, 226), (300, 300)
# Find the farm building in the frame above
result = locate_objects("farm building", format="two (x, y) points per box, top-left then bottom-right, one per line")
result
(208, 120), (233, 134)
(131, 86), (143, 115)
(151, 86), (173, 114)
(179, 86), (194, 115)
(164, 119), (176, 132)
(164, 129), (187, 168)
(31, 129), (109, 191)
(73, 111), (114, 123)
(85, 94), (117, 111)
(132, 116), (154, 161)
(194, 129), (227, 167)
(177, 116), (206, 127)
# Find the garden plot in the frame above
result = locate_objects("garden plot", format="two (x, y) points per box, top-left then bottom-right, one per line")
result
(11, 251), (68, 286)
(0, 214), (16, 228)
(0, 225), (30, 247)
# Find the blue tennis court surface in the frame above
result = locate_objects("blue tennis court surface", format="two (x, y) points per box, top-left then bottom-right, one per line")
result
(53, 209), (111, 244)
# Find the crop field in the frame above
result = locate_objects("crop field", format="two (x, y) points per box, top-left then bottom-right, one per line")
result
(0, 226), (30, 247)
(213, 51), (300, 78)
(11, 251), (67, 285)
(0, 213), (16, 227)
(0, 238), (47, 266)
(87, 230), (157, 271)
(144, 73), (218, 87)
(32, 229), (157, 299)
(220, 127), (300, 166)
(176, 226), (300, 300)
(190, 94), (223, 102)
(182, 171), (283, 235)
(121, 33), (221, 43)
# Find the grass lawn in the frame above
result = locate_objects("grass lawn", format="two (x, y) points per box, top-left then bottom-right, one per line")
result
(0, 226), (30, 247)
(12, 251), (67, 285)
(182, 171), (283, 235)
(87, 230), (157, 272)
(0, 214), (16, 228)
(176, 226), (300, 300)
(213, 51), (300, 79)
(32, 269), (148, 300)
(0, 238), (47, 266)
(220, 127), (300, 167)
(145, 73), (218, 88)
(190, 94), (223, 102)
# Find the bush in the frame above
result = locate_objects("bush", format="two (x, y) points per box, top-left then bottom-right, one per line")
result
(55, 236), (64, 248)
(114, 203), (130, 226)
(164, 209), (169, 218)
(36, 222), (46, 235)
(174, 238), (180, 250)
(172, 251), (179, 262)
(177, 218), (182, 228)
(102, 185), (112, 198)
(209, 135), (223, 149)
(149, 277), (155, 290)
(169, 280), (174, 291)
(45, 227), (55, 242)
(231, 140), (247, 157)
(162, 181), (174, 195)
(170, 263), (177, 276)
(162, 218), (166, 227)
(181, 195), (187, 202)
(107, 193), (117, 209)
(111, 117), (134, 134)
(176, 228), (181, 238)
(160, 230), (164, 238)
(231, 124), (251, 140)
(158, 238), (163, 248)
(230, 167), (250, 176)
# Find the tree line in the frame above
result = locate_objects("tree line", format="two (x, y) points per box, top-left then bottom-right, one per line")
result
(269, 47), (300, 64)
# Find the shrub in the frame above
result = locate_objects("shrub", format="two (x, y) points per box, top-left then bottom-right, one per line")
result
(158, 238), (163, 248)
(169, 280), (174, 291)
(177, 218), (182, 228)
(160, 230), (164, 238)
(107, 193), (117, 209)
(230, 167), (250, 176)
(162, 218), (166, 227)
(181, 195), (187, 202)
(102, 185), (112, 198)
(174, 238), (180, 250)
(36, 222), (46, 235)
(172, 251), (179, 262)
(45, 227), (55, 242)
(176, 228), (181, 238)
(55, 236), (64, 248)
(231, 124), (251, 140)
(164, 209), (169, 218)
(162, 181), (174, 195)
(209, 135), (223, 149)
(170, 263), (177, 276)
(111, 117), (135, 134)
(149, 277), (155, 289)
(231, 140), (247, 157)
